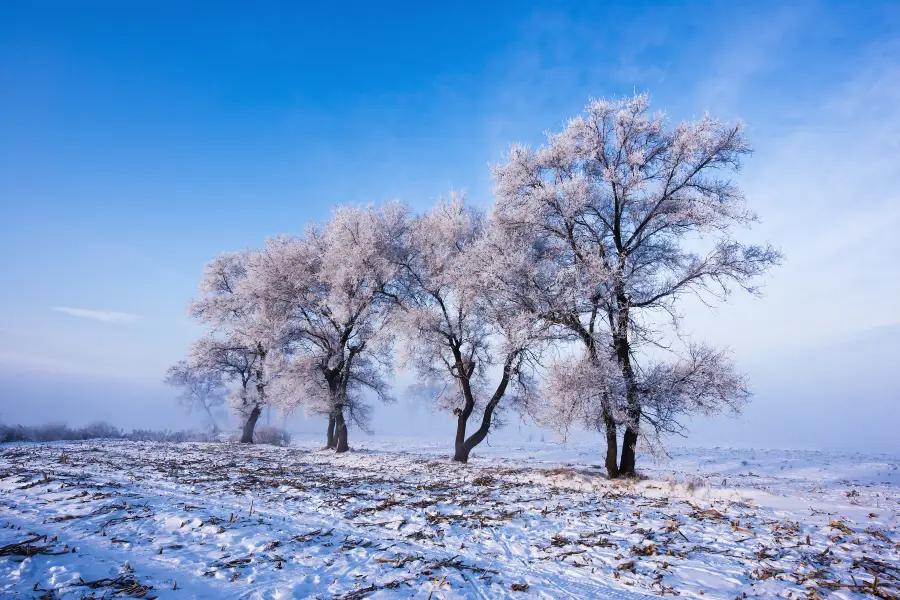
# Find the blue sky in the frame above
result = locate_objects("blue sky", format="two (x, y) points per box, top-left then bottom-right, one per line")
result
(1, 1), (899, 451)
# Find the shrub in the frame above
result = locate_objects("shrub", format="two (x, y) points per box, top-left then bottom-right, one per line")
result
(125, 429), (217, 443)
(78, 422), (123, 440)
(0, 423), (217, 444)
(252, 426), (292, 446)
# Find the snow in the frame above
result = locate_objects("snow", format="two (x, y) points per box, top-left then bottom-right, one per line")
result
(2, 437), (898, 599)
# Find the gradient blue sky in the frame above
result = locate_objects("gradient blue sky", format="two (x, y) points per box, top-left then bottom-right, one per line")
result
(2, 1), (898, 451)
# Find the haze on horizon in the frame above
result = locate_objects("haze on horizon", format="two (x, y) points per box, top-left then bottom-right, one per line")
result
(1, 1), (898, 454)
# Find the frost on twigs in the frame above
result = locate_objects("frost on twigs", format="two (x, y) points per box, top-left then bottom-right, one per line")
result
(256, 203), (405, 450)
(391, 193), (552, 461)
(489, 93), (781, 475)
(165, 91), (780, 473)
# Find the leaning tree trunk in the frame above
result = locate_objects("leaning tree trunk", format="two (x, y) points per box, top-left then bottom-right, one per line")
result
(242, 343), (268, 446)
(240, 405), (262, 443)
(326, 415), (336, 449)
(454, 359), (513, 464)
(451, 353), (477, 463)
(334, 407), (349, 453)
(452, 404), (474, 463)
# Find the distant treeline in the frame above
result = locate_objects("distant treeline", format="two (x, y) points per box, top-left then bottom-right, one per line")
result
(0, 422), (291, 446)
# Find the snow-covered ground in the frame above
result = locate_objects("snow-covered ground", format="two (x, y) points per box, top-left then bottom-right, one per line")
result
(1, 437), (898, 599)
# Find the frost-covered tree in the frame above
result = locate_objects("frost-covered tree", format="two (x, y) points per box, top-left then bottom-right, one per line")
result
(164, 359), (226, 432)
(247, 203), (405, 452)
(188, 251), (287, 443)
(542, 340), (750, 459)
(491, 94), (780, 476)
(188, 334), (266, 442)
(394, 194), (548, 462)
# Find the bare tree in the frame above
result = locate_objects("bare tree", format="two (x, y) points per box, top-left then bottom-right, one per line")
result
(164, 359), (226, 432)
(394, 194), (548, 462)
(491, 94), (781, 476)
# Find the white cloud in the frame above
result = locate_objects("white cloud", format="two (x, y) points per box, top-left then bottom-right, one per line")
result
(51, 306), (138, 325)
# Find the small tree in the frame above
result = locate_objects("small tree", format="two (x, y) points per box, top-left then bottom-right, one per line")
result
(164, 359), (226, 432)
(395, 194), (548, 463)
(188, 251), (287, 443)
(187, 334), (261, 442)
(491, 93), (780, 476)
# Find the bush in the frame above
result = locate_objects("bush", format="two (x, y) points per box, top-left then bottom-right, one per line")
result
(125, 429), (217, 443)
(79, 422), (123, 440)
(33, 423), (73, 442)
(250, 426), (292, 446)
(0, 424), (28, 443)
(0, 422), (292, 446)
(0, 423), (217, 444)
(0, 422), (122, 443)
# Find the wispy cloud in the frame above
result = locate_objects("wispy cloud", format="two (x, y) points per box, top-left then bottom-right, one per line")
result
(51, 306), (138, 325)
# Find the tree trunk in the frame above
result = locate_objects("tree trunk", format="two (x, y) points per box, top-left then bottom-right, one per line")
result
(324, 368), (347, 452)
(454, 359), (513, 464)
(204, 405), (219, 434)
(585, 337), (620, 479)
(452, 384), (476, 462)
(240, 406), (261, 443)
(619, 424), (639, 476)
(239, 345), (268, 445)
(450, 346), (477, 463)
(334, 408), (349, 453)
(613, 296), (640, 477)
(604, 407), (620, 479)
(453, 409), (472, 463)
(617, 366), (641, 476)
(454, 402), (497, 464)
(326, 415), (336, 449)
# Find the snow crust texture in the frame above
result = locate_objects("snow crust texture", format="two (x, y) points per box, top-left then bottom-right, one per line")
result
(1, 439), (898, 599)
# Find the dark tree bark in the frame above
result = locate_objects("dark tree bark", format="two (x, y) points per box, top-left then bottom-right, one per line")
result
(453, 360), (514, 463)
(238, 343), (268, 446)
(613, 293), (640, 477)
(451, 385), (477, 462)
(452, 408), (473, 462)
(240, 405), (261, 443)
(450, 345), (478, 463)
(615, 356), (642, 476)
(603, 407), (620, 479)
(582, 333), (620, 478)
(453, 406), (474, 463)
(326, 415), (336, 449)
(334, 407), (349, 453)
(620, 423), (639, 475)
(324, 368), (350, 452)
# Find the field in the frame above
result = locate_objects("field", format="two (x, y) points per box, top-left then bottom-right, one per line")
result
(1, 437), (898, 599)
